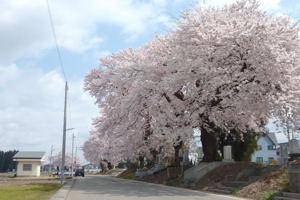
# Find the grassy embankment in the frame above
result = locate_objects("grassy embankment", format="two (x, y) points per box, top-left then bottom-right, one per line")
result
(236, 165), (289, 200)
(118, 162), (291, 200)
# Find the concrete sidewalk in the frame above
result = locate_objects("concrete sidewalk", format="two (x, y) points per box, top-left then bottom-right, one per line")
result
(49, 179), (75, 200)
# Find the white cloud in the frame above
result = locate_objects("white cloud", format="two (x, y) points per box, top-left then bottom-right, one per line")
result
(0, 64), (19, 86)
(200, 0), (282, 11)
(0, 0), (286, 64)
(0, 0), (172, 64)
(0, 64), (97, 159)
(0, 0), (175, 161)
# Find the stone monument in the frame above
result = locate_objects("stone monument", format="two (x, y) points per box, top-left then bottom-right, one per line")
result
(289, 139), (300, 161)
(182, 149), (190, 166)
(155, 154), (164, 169)
(223, 145), (234, 162)
(135, 154), (165, 177)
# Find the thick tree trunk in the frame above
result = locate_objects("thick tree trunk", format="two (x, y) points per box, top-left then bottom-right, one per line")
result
(100, 160), (108, 173)
(107, 162), (113, 170)
(173, 141), (183, 166)
(138, 156), (145, 169)
(146, 149), (158, 168)
(201, 126), (222, 162)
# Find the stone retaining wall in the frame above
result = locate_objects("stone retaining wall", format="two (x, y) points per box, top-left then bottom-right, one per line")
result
(288, 163), (300, 193)
(183, 162), (225, 185)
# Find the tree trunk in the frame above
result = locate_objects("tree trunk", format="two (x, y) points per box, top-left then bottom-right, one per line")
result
(108, 162), (113, 170)
(201, 126), (222, 162)
(100, 160), (108, 173)
(138, 156), (145, 169)
(173, 141), (183, 166)
(146, 149), (157, 168)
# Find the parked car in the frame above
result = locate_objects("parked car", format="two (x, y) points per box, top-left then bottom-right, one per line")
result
(75, 168), (85, 177)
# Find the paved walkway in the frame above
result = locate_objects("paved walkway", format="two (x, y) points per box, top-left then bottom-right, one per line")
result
(53, 176), (247, 200)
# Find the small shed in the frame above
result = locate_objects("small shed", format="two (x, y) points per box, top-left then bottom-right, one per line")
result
(13, 151), (46, 177)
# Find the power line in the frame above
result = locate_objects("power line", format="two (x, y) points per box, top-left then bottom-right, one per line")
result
(45, 0), (73, 127)
(46, 0), (67, 81)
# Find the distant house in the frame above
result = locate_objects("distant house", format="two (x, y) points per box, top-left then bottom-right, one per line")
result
(83, 163), (101, 172)
(13, 151), (45, 177)
(251, 133), (278, 164)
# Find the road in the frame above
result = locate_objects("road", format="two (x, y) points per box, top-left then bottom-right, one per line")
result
(62, 176), (246, 200)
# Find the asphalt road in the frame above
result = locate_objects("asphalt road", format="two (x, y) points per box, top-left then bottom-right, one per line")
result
(61, 176), (247, 200)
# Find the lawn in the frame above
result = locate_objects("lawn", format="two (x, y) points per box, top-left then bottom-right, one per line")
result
(0, 184), (62, 200)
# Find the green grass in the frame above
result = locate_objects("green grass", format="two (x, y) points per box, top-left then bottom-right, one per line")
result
(230, 187), (241, 194)
(261, 189), (278, 200)
(0, 184), (62, 200)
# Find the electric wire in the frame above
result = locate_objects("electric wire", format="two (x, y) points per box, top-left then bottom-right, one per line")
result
(46, 0), (74, 148)
(46, 0), (67, 81)
(46, 0), (72, 125)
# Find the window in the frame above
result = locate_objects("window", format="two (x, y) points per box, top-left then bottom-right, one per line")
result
(268, 157), (274, 164)
(256, 157), (263, 163)
(23, 164), (32, 171)
(268, 145), (274, 150)
(257, 145), (262, 150)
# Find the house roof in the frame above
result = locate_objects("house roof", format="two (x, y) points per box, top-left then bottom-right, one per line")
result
(266, 133), (278, 146)
(13, 151), (45, 159)
(279, 142), (289, 145)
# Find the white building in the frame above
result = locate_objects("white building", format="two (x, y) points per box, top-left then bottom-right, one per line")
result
(13, 151), (45, 177)
(251, 133), (278, 164)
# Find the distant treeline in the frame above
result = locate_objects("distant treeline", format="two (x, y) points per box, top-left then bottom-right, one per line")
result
(0, 150), (18, 172)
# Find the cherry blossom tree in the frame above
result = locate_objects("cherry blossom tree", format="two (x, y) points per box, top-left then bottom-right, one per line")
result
(50, 152), (81, 168)
(84, 35), (189, 165)
(84, 0), (300, 163)
(165, 0), (300, 161)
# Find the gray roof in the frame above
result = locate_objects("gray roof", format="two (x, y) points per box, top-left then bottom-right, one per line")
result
(266, 133), (278, 146)
(13, 151), (45, 159)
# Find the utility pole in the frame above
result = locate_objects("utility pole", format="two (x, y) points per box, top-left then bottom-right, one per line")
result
(60, 81), (68, 184)
(71, 133), (75, 176)
(49, 145), (54, 175)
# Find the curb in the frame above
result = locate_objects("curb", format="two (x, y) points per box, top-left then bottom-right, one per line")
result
(49, 179), (75, 200)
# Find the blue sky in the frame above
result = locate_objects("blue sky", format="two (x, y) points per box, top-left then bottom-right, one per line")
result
(0, 0), (299, 162)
